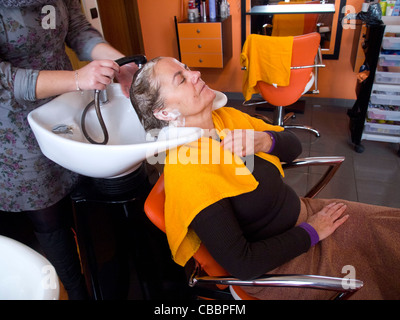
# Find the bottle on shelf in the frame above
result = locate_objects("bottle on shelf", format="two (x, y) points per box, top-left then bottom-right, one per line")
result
(188, 0), (199, 20)
(201, 0), (206, 21)
(209, 0), (216, 19)
(220, 0), (228, 18)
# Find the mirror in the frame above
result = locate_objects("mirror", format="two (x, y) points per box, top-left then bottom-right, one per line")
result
(241, 0), (346, 59)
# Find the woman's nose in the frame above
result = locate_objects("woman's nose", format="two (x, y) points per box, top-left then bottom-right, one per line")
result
(190, 70), (201, 84)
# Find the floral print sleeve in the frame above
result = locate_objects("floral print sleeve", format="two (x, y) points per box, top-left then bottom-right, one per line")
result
(0, 0), (105, 212)
(64, 0), (105, 61)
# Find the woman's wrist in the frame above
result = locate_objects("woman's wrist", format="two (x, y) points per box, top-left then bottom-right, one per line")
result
(36, 70), (77, 100)
(74, 70), (82, 92)
(264, 131), (275, 154)
(298, 222), (320, 247)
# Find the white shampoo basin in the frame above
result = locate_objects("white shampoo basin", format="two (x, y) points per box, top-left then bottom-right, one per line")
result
(0, 235), (59, 300)
(28, 84), (227, 178)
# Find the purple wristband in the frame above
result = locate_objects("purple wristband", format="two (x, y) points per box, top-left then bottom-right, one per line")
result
(265, 131), (275, 154)
(298, 222), (319, 247)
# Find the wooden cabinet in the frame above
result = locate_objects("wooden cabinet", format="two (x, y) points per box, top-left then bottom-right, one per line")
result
(177, 16), (232, 68)
(97, 0), (144, 56)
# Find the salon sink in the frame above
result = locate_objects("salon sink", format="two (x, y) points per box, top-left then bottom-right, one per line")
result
(28, 84), (227, 178)
(0, 235), (59, 300)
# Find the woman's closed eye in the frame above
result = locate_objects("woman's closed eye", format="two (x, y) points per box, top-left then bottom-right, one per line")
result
(173, 71), (186, 86)
(173, 64), (191, 86)
(180, 66), (191, 84)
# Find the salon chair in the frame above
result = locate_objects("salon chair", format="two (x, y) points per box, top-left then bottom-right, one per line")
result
(243, 32), (324, 137)
(144, 156), (364, 300)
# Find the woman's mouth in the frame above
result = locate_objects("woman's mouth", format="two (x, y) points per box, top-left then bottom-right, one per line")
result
(199, 82), (207, 93)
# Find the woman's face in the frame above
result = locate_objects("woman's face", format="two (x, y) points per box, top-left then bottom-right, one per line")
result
(154, 57), (216, 120)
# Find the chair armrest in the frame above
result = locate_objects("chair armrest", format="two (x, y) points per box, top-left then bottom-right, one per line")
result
(282, 156), (345, 199)
(190, 273), (363, 293)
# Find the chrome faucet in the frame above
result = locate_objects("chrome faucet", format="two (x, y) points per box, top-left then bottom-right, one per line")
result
(99, 88), (109, 105)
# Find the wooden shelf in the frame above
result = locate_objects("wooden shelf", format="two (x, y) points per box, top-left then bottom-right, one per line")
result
(176, 16), (232, 68)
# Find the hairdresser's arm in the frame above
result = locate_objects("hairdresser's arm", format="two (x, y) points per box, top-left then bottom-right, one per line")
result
(35, 59), (119, 100)
(90, 42), (124, 61)
(36, 42), (136, 100)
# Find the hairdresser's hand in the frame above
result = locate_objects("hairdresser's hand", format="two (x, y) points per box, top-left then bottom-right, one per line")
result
(220, 130), (272, 157)
(76, 60), (119, 91)
(115, 63), (139, 98)
(306, 202), (349, 241)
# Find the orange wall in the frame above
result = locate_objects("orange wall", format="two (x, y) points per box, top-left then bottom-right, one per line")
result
(137, 0), (363, 100)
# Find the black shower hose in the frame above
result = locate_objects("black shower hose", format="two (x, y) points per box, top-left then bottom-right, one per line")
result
(81, 54), (147, 145)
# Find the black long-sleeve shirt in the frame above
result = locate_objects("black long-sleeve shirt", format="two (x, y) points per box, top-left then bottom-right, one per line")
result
(190, 130), (311, 280)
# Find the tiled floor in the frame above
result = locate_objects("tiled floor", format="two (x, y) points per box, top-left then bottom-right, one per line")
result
(227, 98), (400, 209)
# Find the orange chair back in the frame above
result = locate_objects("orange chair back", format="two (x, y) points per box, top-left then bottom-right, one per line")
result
(303, 13), (319, 35)
(144, 174), (259, 299)
(256, 32), (320, 107)
(144, 174), (229, 278)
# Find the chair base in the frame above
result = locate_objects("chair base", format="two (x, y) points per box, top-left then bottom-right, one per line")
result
(256, 105), (320, 137)
(285, 124), (320, 137)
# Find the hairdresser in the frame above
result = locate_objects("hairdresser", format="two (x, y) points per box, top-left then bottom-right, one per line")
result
(0, 0), (137, 299)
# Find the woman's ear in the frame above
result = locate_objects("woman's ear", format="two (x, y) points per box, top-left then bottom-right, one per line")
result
(153, 109), (179, 121)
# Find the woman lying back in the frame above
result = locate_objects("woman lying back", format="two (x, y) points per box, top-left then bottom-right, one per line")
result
(130, 57), (400, 300)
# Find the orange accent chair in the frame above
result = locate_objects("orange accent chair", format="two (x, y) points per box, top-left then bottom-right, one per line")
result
(143, 156), (364, 300)
(245, 32), (324, 137)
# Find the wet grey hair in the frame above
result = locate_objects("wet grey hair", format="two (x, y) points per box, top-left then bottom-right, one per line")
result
(129, 57), (168, 132)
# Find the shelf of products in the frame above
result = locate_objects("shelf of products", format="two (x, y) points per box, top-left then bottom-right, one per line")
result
(382, 35), (400, 50)
(360, 18), (400, 149)
(246, 3), (335, 14)
(375, 67), (400, 84)
(379, 53), (400, 66)
(367, 103), (400, 121)
(370, 83), (400, 105)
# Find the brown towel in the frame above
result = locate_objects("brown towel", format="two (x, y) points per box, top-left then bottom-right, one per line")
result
(243, 198), (400, 300)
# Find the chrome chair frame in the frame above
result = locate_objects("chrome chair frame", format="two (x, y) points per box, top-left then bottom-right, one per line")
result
(190, 270), (363, 300)
(282, 155), (344, 198)
(186, 155), (364, 300)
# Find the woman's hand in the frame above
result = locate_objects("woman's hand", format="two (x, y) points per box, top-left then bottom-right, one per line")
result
(35, 60), (119, 100)
(76, 60), (119, 91)
(89, 42), (137, 96)
(220, 130), (272, 157)
(306, 202), (349, 241)
(115, 63), (139, 98)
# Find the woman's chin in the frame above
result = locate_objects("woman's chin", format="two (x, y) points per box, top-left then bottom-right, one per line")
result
(204, 85), (216, 101)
